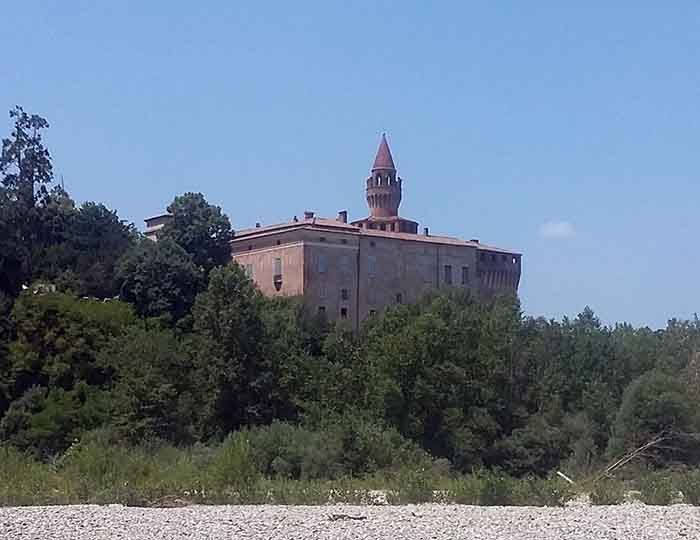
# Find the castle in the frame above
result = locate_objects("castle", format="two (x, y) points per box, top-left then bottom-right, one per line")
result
(145, 136), (521, 328)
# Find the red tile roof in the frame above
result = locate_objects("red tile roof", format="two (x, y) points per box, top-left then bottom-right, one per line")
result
(372, 133), (396, 171)
(232, 216), (520, 255)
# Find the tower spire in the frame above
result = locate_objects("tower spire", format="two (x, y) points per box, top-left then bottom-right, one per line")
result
(372, 133), (396, 171)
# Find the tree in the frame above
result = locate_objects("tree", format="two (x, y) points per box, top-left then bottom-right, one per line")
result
(160, 192), (233, 275)
(0, 107), (54, 295)
(106, 325), (196, 444)
(116, 238), (203, 324)
(608, 370), (697, 466)
(191, 264), (271, 437)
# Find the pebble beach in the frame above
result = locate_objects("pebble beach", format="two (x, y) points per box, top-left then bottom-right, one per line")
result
(2, 503), (699, 540)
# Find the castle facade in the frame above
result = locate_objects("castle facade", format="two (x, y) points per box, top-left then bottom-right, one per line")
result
(146, 136), (521, 328)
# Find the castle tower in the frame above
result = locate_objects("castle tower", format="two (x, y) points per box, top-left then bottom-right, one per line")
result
(366, 134), (402, 217)
(351, 134), (419, 234)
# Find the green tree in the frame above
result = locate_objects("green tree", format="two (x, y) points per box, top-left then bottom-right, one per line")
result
(608, 370), (696, 465)
(106, 325), (196, 444)
(116, 238), (203, 324)
(0, 107), (54, 294)
(191, 264), (272, 437)
(160, 192), (233, 275)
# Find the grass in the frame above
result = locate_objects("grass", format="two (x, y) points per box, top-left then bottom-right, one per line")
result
(3, 440), (700, 507)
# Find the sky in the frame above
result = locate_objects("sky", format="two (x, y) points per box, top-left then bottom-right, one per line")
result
(2, 2), (700, 328)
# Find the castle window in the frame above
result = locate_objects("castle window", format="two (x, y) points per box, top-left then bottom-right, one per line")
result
(318, 306), (326, 317)
(341, 288), (349, 301)
(370, 241), (376, 248)
(396, 293), (403, 304)
(491, 254), (496, 262)
(273, 258), (283, 291)
(369, 310), (376, 317)
(390, 223), (395, 231)
(248, 245), (253, 251)
(512, 257), (517, 265)
(444, 265), (453, 285)
(461, 266), (469, 286)
(320, 237), (326, 242)
(368, 223), (375, 229)
(341, 238), (347, 244)
(340, 255), (350, 273)
(277, 240), (281, 245)
(318, 254), (327, 273)
(367, 255), (377, 277)
(340, 307), (348, 319)
(380, 224), (386, 231)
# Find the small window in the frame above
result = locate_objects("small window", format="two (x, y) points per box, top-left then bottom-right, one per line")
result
(318, 254), (327, 273)
(491, 254), (496, 262)
(461, 266), (469, 286)
(320, 237), (326, 242)
(367, 255), (377, 277)
(341, 238), (347, 244)
(479, 252), (485, 261)
(340, 255), (350, 273)
(396, 293), (403, 304)
(501, 255), (507, 262)
(248, 245), (253, 251)
(340, 307), (348, 319)
(512, 257), (517, 265)
(276, 240), (281, 245)
(380, 224), (386, 231)
(368, 223), (375, 229)
(318, 306), (326, 316)
(369, 310), (376, 317)
(273, 258), (283, 291)
(390, 223), (395, 231)
(370, 241), (376, 248)
(444, 265), (452, 285)
(319, 283), (327, 299)
(368, 282), (376, 305)
(341, 288), (349, 301)
(358, 223), (363, 228)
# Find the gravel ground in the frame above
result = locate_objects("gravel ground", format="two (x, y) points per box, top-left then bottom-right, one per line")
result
(1, 503), (699, 540)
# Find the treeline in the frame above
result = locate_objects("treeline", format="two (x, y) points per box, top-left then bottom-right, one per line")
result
(1, 107), (700, 480)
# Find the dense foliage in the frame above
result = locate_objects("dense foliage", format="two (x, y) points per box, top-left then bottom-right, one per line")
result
(1, 108), (700, 481)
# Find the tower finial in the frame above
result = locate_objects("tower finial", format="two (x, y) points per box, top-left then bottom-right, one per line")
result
(372, 133), (396, 171)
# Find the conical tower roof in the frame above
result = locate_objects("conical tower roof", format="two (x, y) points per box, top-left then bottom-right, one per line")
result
(371, 133), (396, 171)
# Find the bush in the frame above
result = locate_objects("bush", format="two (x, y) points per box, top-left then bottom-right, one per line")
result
(206, 433), (260, 496)
(442, 475), (482, 504)
(478, 471), (515, 506)
(676, 470), (700, 505)
(589, 477), (626, 505)
(0, 446), (62, 506)
(386, 468), (435, 504)
(514, 475), (575, 507)
(638, 474), (677, 505)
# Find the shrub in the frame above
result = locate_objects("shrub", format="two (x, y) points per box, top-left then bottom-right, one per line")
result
(0, 446), (62, 506)
(676, 470), (700, 505)
(589, 477), (626, 505)
(478, 471), (515, 506)
(443, 475), (481, 504)
(206, 433), (260, 495)
(386, 468), (435, 504)
(515, 475), (575, 507)
(638, 474), (676, 505)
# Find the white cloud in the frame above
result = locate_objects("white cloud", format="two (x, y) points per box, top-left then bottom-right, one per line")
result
(539, 220), (575, 239)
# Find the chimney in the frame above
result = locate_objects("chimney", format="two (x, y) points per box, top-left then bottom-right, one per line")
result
(470, 238), (479, 243)
(337, 210), (348, 223)
(424, 227), (429, 236)
(255, 222), (261, 228)
(304, 211), (315, 220)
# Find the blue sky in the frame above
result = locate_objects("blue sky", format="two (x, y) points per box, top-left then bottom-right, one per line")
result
(3, 2), (699, 327)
